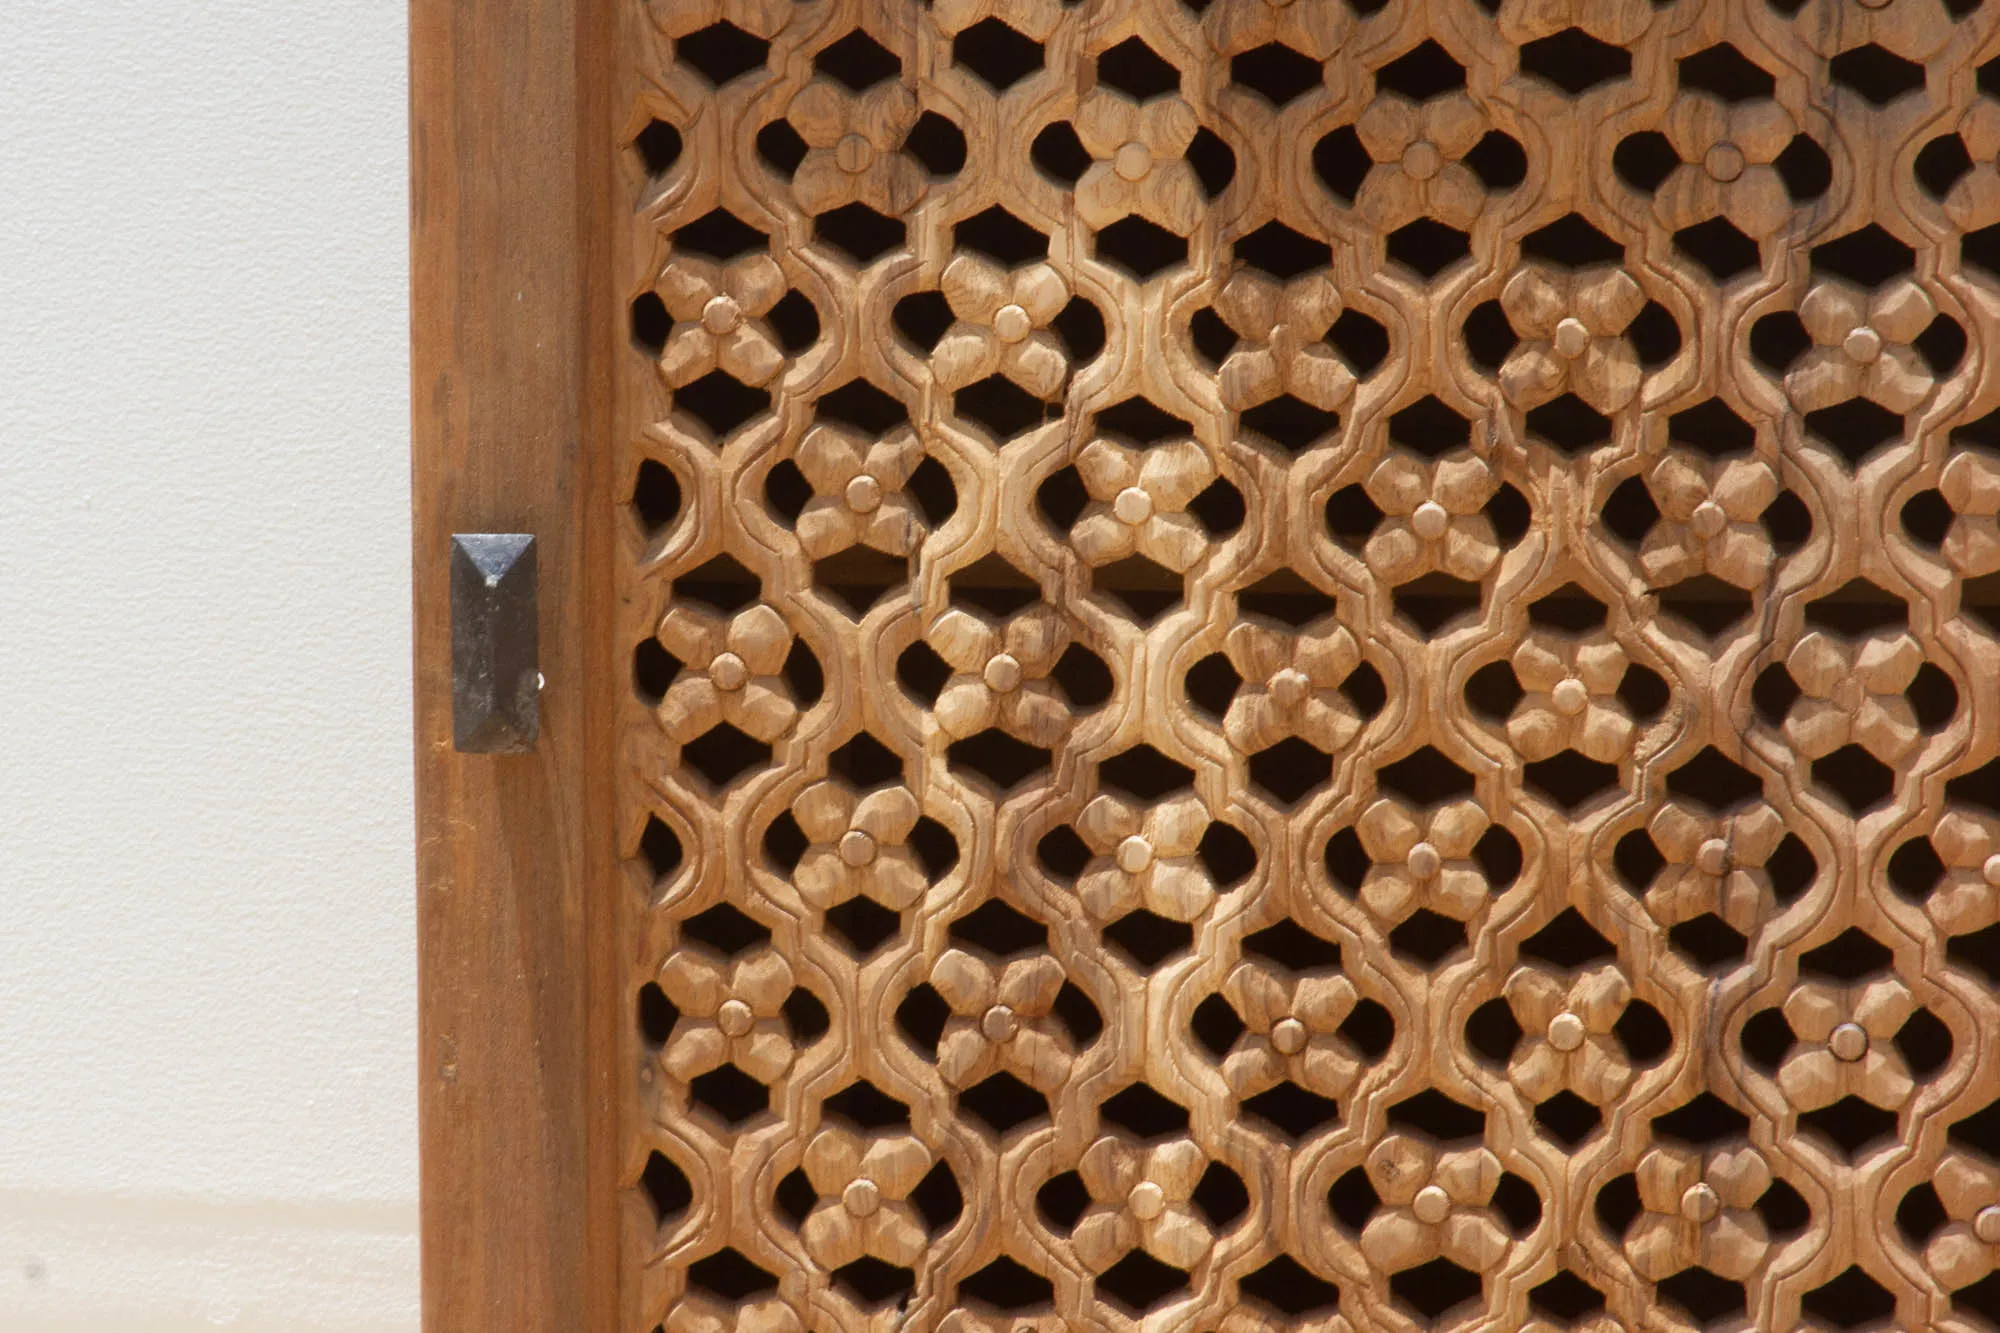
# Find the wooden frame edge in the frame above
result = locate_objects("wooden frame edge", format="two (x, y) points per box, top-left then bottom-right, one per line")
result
(411, 0), (618, 1328)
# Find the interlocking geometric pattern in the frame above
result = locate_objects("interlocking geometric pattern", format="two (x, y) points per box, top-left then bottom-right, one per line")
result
(617, 1), (2000, 1328)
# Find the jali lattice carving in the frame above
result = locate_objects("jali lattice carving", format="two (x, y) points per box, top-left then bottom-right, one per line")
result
(616, 1), (2000, 1329)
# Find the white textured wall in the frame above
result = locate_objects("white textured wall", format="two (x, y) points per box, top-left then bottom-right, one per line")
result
(0, 2), (417, 1329)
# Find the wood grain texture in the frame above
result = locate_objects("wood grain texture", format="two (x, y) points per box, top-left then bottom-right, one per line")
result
(412, 0), (618, 1329)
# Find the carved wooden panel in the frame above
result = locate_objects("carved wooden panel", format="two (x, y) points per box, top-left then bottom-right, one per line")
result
(614, 1), (2000, 1329)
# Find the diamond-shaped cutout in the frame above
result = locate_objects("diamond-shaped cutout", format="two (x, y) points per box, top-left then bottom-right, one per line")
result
(1249, 737), (1333, 806)
(1669, 914), (1750, 969)
(1521, 28), (1631, 95)
(1678, 44), (1776, 102)
(1231, 42), (1323, 106)
(814, 203), (904, 264)
(1665, 746), (1762, 811)
(1521, 907), (1616, 966)
(1102, 1083), (1191, 1138)
(1240, 1255), (1340, 1316)
(1657, 573), (1753, 637)
(1813, 744), (1896, 814)
(815, 30), (900, 91)
(1097, 1250), (1190, 1314)
(1814, 223), (1916, 286)
(1526, 393), (1613, 453)
(676, 22), (769, 86)
(1530, 1271), (1607, 1322)
(1237, 221), (1332, 279)
(1375, 39), (1466, 101)
(960, 1256), (1054, 1312)
(1389, 395), (1471, 456)
(1831, 44), (1926, 105)
(688, 1249), (778, 1300)
(946, 728), (1052, 792)
(689, 1062), (770, 1124)
(1653, 1092), (1751, 1145)
(1245, 919), (1342, 970)
(950, 899), (1048, 956)
(1523, 751), (1622, 811)
(953, 18), (1043, 91)
(1804, 398), (1904, 466)
(1535, 1090), (1602, 1146)
(1105, 909), (1195, 969)
(1243, 1082), (1341, 1138)
(1096, 37), (1180, 99)
(1390, 1257), (1482, 1320)
(682, 722), (772, 789)
(954, 205), (1049, 263)
(1099, 744), (1196, 799)
(825, 895), (900, 956)
(1801, 1266), (1898, 1327)
(673, 369), (771, 438)
(1387, 218), (1471, 278)
(1657, 1268), (1746, 1323)
(1094, 216), (1188, 279)
(1670, 398), (1756, 456)
(1093, 554), (1182, 624)
(832, 1258), (913, 1307)
(1676, 217), (1761, 282)
(1389, 908), (1467, 964)
(1240, 394), (1341, 452)
(959, 1070), (1050, 1134)
(955, 373), (1050, 443)
(1393, 572), (1482, 635)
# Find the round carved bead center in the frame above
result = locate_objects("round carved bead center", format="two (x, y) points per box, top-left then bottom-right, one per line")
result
(1681, 1182), (1721, 1222)
(1547, 1011), (1587, 1052)
(1272, 1017), (1309, 1055)
(1117, 834), (1155, 874)
(839, 829), (878, 867)
(984, 652), (1023, 693)
(1553, 316), (1591, 359)
(1114, 485), (1155, 525)
(1401, 139), (1442, 181)
(718, 998), (755, 1037)
(1984, 853), (2000, 886)
(1128, 1180), (1167, 1220)
(1412, 500), (1450, 540)
(1977, 1205), (2000, 1243)
(835, 134), (875, 174)
(1114, 141), (1154, 182)
(1691, 500), (1728, 538)
(1413, 1184), (1452, 1224)
(1829, 1021), (1870, 1062)
(1844, 325), (1884, 364)
(710, 651), (748, 691)
(1704, 142), (1746, 183)
(1697, 837), (1732, 876)
(701, 294), (742, 335)
(845, 473), (883, 513)
(844, 1178), (882, 1217)
(982, 1003), (1018, 1042)
(1269, 666), (1311, 708)
(1407, 840), (1442, 880)
(994, 303), (1032, 343)
(1551, 677), (1589, 717)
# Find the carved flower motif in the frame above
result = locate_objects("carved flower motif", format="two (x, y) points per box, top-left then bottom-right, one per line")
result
(1924, 1151), (2000, 1290)
(656, 945), (795, 1083)
(654, 252), (788, 390)
(653, 603), (799, 745)
(1506, 631), (1635, 763)
(1782, 630), (1923, 762)
(665, 1295), (803, 1333)
(1073, 90), (1205, 234)
(1076, 791), (1220, 923)
(1500, 963), (1634, 1104)
(1362, 452), (1502, 583)
(791, 780), (926, 911)
(1356, 92), (1496, 231)
(1940, 448), (2000, 576)
(1784, 277), (1937, 414)
(1070, 436), (1217, 571)
(1358, 1134), (1510, 1273)
(1221, 620), (1365, 755)
(1355, 797), (1492, 927)
(1623, 1143), (1772, 1281)
(929, 948), (1074, 1090)
(927, 603), (1073, 745)
(932, 254), (1071, 398)
(1201, 0), (1344, 60)
(1925, 808), (2000, 935)
(1777, 977), (1917, 1112)
(1074, 1136), (1214, 1272)
(1499, 263), (1646, 414)
(1219, 960), (1359, 1100)
(788, 78), (926, 216)
(1643, 800), (1787, 933)
(1210, 269), (1354, 412)
(793, 423), (928, 559)
(799, 1127), (935, 1269)
(1652, 94), (1795, 238)
(1635, 453), (1778, 590)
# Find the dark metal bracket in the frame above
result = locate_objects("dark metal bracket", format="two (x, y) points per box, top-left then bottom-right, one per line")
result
(450, 533), (540, 753)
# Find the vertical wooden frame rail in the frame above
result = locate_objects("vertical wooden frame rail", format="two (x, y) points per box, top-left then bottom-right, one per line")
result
(411, 0), (617, 1328)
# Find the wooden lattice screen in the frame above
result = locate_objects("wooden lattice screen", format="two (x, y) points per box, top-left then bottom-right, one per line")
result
(414, 0), (2000, 1329)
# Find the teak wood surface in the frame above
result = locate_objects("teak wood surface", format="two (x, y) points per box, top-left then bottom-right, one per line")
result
(415, 1), (2000, 1330)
